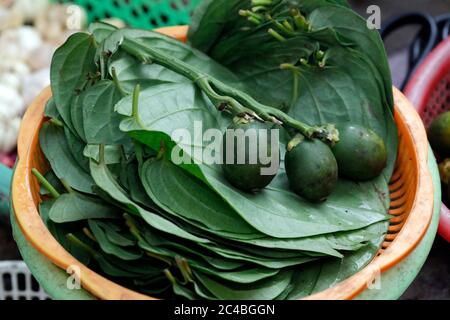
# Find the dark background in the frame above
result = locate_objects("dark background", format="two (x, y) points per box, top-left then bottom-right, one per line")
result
(1, 0), (449, 300)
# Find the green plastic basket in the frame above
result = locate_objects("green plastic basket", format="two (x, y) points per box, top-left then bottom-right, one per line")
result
(54, 0), (202, 28)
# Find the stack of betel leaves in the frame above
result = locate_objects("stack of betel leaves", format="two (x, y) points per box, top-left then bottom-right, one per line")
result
(33, 0), (398, 299)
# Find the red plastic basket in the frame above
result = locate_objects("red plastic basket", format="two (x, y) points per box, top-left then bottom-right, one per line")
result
(405, 36), (450, 243)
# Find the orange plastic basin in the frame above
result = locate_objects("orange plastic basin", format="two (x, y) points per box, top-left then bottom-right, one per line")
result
(12, 26), (434, 300)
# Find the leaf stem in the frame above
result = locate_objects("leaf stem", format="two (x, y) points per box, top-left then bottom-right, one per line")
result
(111, 67), (127, 96)
(164, 269), (177, 285)
(66, 233), (97, 256)
(131, 84), (145, 128)
(280, 63), (300, 111)
(156, 140), (166, 160)
(123, 213), (143, 241)
(252, 0), (272, 6)
(123, 214), (173, 266)
(145, 251), (172, 266)
(60, 178), (74, 194)
(287, 133), (305, 151)
(268, 28), (286, 42)
(120, 37), (339, 144)
(175, 256), (193, 283)
(31, 168), (60, 199)
(49, 118), (64, 127)
(252, 6), (267, 13)
(98, 144), (106, 165)
(290, 8), (309, 31)
(83, 227), (97, 242)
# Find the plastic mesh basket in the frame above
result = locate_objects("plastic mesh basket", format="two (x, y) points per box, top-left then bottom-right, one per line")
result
(0, 261), (49, 300)
(404, 36), (450, 243)
(54, 0), (202, 28)
(420, 73), (450, 127)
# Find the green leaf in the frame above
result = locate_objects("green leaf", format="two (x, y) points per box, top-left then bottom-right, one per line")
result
(106, 28), (241, 92)
(44, 98), (60, 119)
(40, 122), (95, 194)
(308, 5), (393, 109)
(193, 269), (293, 300)
(49, 192), (120, 223)
(188, 0), (248, 53)
(39, 169), (65, 196)
(88, 149), (211, 245)
(88, 21), (118, 43)
(50, 32), (97, 132)
(64, 125), (89, 172)
(40, 200), (92, 265)
(88, 220), (142, 260)
(83, 144), (123, 165)
(140, 158), (259, 237)
(82, 80), (129, 145)
(98, 221), (136, 247)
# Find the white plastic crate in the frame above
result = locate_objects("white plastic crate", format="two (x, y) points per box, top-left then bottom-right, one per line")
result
(0, 261), (49, 300)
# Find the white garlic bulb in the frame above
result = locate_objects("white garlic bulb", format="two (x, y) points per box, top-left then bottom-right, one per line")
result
(27, 43), (56, 71)
(0, 84), (25, 116)
(0, 115), (21, 153)
(35, 4), (87, 44)
(21, 68), (50, 107)
(0, 26), (43, 60)
(12, 0), (49, 23)
(0, 59), (30, 78)
(0, 7), (24, 31)
(0, 72), (22, 90)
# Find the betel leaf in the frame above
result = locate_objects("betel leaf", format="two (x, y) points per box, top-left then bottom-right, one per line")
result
(105, 28), (242, 92)
(81, 80), (129, 145)
(44, 98), (60, 119)
(39, 200), (92, 265)
(49, 192), (120, 223)
(88, 220), (143, 260)
(70, 93), (86, 141)
(285, 221), (388, 299)
(138, 157), (355, 257)
(96, 221), (136, 247)
(114, 81), (221, 180)
(64, 125), (89, 173)
(109, 51), (188, 92)
(213, 34), (319, 109)
(50, 32), (98, 132)
(136, 227), (246, 271)
(88, 21), (118, 44)
(137, 227), (285, 283)
(40, 122), (95, 194)
(83, 144), (123, 165)
(307, 5), (393, 109)
(124, 160), (160, 210)
(193, 269), (293, 300)
(140, 158), (259, 237)
(187, 0), (248, 53)
(193, 266), (279, 285)
(88, 148), (211, 244)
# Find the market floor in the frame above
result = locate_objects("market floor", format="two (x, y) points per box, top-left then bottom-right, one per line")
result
(401, 237), (450, 300)
(0, 216), (20, 261)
